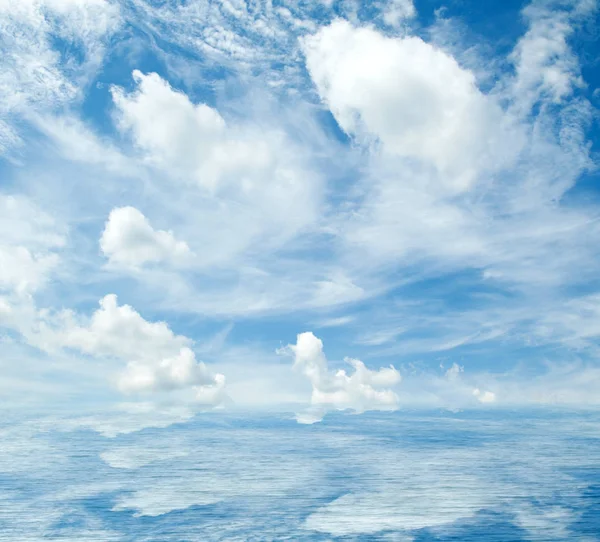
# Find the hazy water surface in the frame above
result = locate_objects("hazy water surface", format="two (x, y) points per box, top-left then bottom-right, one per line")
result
(1, 409), (600, 541)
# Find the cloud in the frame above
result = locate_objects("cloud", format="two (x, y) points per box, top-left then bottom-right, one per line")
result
(62, 294), (189, 359)
(0, 246), (60, 295)
(0, 194), (65, 256)
(111, 70), (315, 202)
(116, 0), (321, 92)
(34, 114), (137, 174)
(0, 0), (599, 420)
(376, 361), (500, 410)
(381, 0), (416, 27)
(355, 326), (407, 346)
(302, 19), (520, 192)
(445, 362), (464, 381)
(111, 70), (239, 191)
(301, 12), (595, 289)
(314, 315), (355, 328)
(534, 293), (600, 350)
(107, 70), (323, 274)
(0, 0), (120, 153)
(100, 206), (191, 268)
(0, 194), (65, 295)
(56, 294), (226, 404)
(282, 331), (401, 422)
(472, 388), (497, 404)
(509, 0), (593, 110)
(297, 6), (598, 376)
(117, 348), (226, 400)
(0, 121), (21, 155)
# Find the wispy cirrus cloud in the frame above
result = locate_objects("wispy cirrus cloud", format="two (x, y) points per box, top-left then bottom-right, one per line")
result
(0, 0), (599, 423)
(0, 0), (120, 154)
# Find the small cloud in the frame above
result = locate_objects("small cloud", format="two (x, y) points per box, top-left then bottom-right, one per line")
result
(282, 331), (401, 422)
(473, 388), (496, 404)
(117, 347), (225, 396)
(100, 206), (191, 268)
(315, 315), (355, 328)
(382, 0), (417, 27)
(445, 362), (464, 381)
(355, 327), (406, 346)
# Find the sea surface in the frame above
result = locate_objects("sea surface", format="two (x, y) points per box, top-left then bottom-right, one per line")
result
(1, 408), (600, 541)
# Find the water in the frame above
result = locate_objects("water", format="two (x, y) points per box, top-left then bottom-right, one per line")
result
(1, 409), (599, 540)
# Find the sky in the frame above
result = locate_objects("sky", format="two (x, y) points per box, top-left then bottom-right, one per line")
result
(1, 0), (600, 425)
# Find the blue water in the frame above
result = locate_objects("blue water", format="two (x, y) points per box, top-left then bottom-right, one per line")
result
(1, 409), (600, 540)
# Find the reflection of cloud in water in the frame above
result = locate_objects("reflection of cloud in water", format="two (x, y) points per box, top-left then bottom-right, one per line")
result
(1, 411), (600, 540)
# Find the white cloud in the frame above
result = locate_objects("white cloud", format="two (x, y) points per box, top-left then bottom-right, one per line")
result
(379, 362), (501, 410)
(56, 294), (226, 404)
(472, 388), (496, 404)
(283, 331), (401, 422)
(0, 194), (65, 253)
(393, 360), (600, 409)
(112, 70), (313, 200)
(62, 294), (190, 359)
(534, 293), (600, 349)
(112, 70), (235, 191)
(310, 275), (365, 307)
(315, 315), (355, 328)
(302, 19), (520, 192)
(117, 0), (323, 92)
(355, 326), (406, 346)
(0, 0), (120, 153)
(34, 114), (137, 174)
(118, 348), (226, 400)
(100, 206), (191, 268)
(444, 362), (464, 381)
(0, 246), (59, 295)
(0, 121), (21, 155)
(381, 0), (416, 27)
(509, 0), (592, 111)
(0, 194), (65, 295)
(494, 362), (600, 406)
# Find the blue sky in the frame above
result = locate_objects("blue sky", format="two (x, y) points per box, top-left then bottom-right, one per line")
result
(1, 0), (600, 423)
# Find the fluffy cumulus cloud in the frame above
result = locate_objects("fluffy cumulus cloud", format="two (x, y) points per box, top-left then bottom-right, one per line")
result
(284, 332), (401, 423)
(117, 348), (226, 401)
(59, 295), (226, 404)
(111, 71), (316, 203)
(100, 206), (191, 267)
(302, 19), (520, 192)
(473, 388), (497, 404)
(62, 294), (190, 360)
